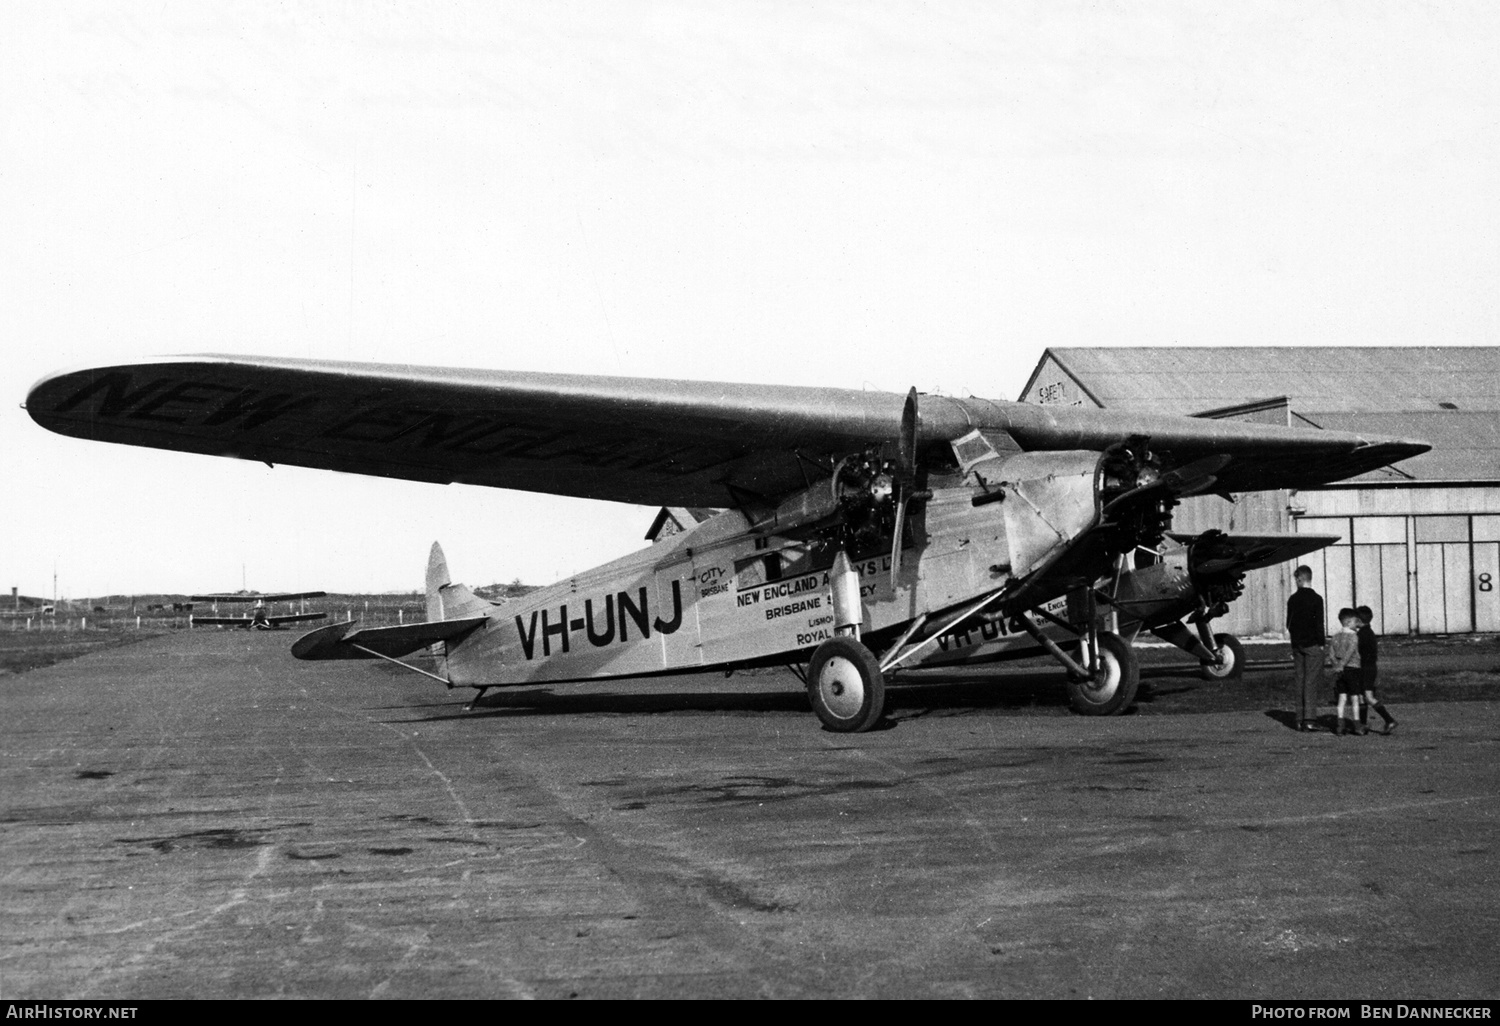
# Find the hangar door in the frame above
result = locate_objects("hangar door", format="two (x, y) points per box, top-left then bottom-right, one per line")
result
(1295, 514), (1500, 635)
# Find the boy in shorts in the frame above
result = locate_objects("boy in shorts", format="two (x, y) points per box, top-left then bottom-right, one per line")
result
(1355, 605), (1398, 735)
(1326, 608), (1365, 736)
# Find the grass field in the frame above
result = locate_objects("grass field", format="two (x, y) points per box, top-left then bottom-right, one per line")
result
(0, 628), (168, 676)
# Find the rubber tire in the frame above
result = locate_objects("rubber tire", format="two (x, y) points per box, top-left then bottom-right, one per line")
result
(1199, 632), (1246, 681)
(807, 636), (886, 733)
(1066, 631), (1140, 716)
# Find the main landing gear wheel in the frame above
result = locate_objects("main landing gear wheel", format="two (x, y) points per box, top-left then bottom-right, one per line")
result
(1066, 631), (1140, 716)
(1199, 632), (1245, 681)
(807, 636), (886, 733)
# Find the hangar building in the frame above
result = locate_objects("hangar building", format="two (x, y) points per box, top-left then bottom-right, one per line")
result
(1017, 347), (1500, 637)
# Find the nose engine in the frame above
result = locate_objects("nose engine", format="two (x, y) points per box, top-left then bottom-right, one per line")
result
(1098, 441), (1177, 558)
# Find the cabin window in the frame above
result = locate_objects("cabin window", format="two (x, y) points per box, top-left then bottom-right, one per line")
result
(735, 552), (783, 589)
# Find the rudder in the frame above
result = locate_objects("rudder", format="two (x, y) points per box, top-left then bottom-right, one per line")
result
(425, 542), (492, 622)
(426, 541), (452, 622)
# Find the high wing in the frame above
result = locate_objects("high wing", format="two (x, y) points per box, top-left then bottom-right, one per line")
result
(190, 591), (327, 603)
(1164, 531), (1342, 576)
(26, 356), (1429, 507)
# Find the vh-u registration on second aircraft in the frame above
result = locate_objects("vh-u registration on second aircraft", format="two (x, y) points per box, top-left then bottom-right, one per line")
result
(28, 357), (1427, 731)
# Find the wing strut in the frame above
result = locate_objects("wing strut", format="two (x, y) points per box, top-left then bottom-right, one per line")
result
(347, 642), (453, 686)
(878, 585), (1009, 673)
(1009, 612), (1092, 679)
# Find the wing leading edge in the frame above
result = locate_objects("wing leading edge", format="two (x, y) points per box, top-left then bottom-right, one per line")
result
(27, 356), (1430, 507)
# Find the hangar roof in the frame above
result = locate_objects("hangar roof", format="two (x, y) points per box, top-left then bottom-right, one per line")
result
(1019, 347), (1499, 483)
(1295, 411), (1499, 483)
(1027, 346), (1500, 414)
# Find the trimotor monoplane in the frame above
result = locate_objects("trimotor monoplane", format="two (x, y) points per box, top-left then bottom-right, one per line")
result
(189, 591), (328, 630)
(27, 356), (1427, 730)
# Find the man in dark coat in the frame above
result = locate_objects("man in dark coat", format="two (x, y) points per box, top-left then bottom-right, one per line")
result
(1286, 565), (1326, 731)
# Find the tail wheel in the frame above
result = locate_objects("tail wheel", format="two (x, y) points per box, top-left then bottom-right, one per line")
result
(1066, 631), (1140, 716)
(807, 636), (886, 732)
(1199, 632), (1245, 681)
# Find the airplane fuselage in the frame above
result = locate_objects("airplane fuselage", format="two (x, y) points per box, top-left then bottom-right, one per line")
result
(444, 468), (1020, 686)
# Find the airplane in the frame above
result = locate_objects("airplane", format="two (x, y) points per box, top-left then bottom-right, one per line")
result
(26, 356), (1428, 730)
(189, 591), (328, 630)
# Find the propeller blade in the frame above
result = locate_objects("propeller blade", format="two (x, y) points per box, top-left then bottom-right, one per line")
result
(1171, 474), (1219, 498)
(889, 388), (921, 589)
(1163, 454), (1232, 494)
(898, 387), (920, 485)
(889, 493), (909, 589)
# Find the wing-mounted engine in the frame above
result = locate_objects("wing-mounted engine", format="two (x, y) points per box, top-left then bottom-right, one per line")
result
(746, 448), (899, 539)
(829, 450), (904, 552)
(1102, 527), (1336, 683)
(1183, 528), (1248, 622)
(1106, 531), (1242, 630)
(745, 389), (933, 565)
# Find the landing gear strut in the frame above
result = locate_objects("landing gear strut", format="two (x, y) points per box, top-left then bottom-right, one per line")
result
(1012, 606), (1141, 716)
(1198, 632), (1245, 681)
(1062, 631), (1139, 715)
(806, 636), (886, 732)
(1150, 619), (1245, 681)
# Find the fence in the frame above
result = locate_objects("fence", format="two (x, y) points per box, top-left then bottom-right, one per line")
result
(1, 602), (428, 633)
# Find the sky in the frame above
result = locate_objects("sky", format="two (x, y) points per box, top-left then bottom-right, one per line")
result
(3, 1), (1497, 599)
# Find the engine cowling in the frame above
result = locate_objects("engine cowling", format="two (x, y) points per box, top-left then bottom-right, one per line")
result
(1106, 529), (1248, 630)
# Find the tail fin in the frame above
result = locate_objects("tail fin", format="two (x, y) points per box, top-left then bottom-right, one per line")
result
(426, 541), (452, 622)
(424, 542), (493, 679)
(425, 542), (491, 622)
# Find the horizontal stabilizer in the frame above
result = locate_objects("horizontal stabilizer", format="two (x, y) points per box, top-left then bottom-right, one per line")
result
(291, 616), (489, 661)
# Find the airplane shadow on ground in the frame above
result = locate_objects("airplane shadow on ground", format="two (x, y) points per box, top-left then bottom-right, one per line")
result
(369, 652), (1272, 725)
(386, 673), (1119, 726)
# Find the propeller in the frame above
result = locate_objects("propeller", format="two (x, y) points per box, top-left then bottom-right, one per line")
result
(1161, 454), (1233, 497)
(889, 388), (921, 589)
(1102, 452), (1233, 515)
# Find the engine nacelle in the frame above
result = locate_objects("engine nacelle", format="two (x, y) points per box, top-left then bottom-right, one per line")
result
(1107, 530), (1249, 630)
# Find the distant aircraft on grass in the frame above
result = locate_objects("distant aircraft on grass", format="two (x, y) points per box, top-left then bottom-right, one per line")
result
(28, 356), (1426, 730)
(189, 591), (327, 630)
